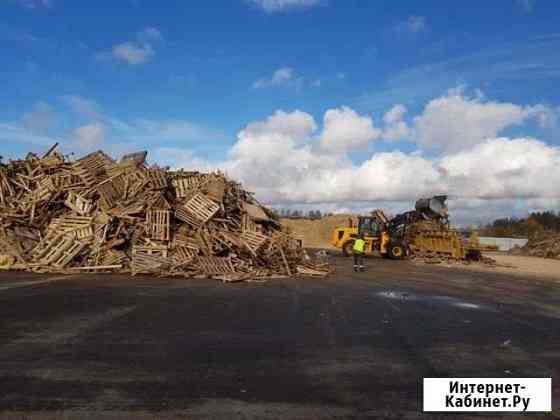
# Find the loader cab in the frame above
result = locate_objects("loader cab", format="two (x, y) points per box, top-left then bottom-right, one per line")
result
(357, 216), (383, 237)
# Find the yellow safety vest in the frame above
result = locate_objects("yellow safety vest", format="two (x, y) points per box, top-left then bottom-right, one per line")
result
(353, 239), (365, 253)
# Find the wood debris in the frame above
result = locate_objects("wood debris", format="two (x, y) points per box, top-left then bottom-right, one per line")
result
(0, 146), (330, 280)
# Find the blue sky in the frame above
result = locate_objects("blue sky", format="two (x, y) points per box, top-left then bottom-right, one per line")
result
(1, 0), (560, 223)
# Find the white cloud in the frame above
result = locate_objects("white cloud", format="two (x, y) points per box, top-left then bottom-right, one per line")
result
(246, 0), (321, 13)
(394, 15), (427, 35)
(111, 42), (154, 65)
(382, 104), (410, 141)
(319, 106), (381, 153)
(69, 123), (106, 151)
(243, 110), (317, 139)
(61, 95), (102, 120)
(97, 27), (162, 65)
(252, 67), (297, 89)
(439, 137), (560, 200)
(159, 103), (560, 224)
(20, 101), (55, 134)
(413, 88), (555, 152)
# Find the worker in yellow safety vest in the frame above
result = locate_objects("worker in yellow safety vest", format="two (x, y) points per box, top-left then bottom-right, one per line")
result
(353, 234), (366, 272)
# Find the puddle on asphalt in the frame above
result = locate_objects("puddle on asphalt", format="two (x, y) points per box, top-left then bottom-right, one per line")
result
(375, 290), (493, 311)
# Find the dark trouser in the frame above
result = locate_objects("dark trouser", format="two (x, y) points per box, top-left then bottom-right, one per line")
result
(353, 252), (364, 270)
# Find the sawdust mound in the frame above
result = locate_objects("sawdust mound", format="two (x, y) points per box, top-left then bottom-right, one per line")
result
(281, 215), (355, 249)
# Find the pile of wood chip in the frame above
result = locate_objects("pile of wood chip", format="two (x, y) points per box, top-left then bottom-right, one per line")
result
(0, 145), (330, 281)
(515, 233), (560, 259)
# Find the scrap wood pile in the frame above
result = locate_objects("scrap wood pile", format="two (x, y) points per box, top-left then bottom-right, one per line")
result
(0, 145), (330, 281)
(514, 232), (560, 259)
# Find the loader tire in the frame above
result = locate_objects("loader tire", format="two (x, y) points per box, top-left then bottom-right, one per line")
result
(342, 240), (355, 257)
(388, 243), (406, 260)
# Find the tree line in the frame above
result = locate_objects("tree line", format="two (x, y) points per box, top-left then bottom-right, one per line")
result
(278, 209), (334, 220)
(480, 211), (560, 238)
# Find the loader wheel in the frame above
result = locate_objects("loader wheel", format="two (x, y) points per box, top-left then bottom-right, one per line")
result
(342, 240), (355, 257)
(388, 243), (406, 260)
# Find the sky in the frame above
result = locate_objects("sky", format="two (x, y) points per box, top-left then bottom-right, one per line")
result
(1, 0), (560, 225)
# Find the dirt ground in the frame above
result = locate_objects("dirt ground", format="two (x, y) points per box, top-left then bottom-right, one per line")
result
(0, 255), (559, 419)
(415, 252), (560, 282)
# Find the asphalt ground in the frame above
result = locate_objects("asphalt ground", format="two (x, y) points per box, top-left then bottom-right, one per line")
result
(0, 254), (559, 419)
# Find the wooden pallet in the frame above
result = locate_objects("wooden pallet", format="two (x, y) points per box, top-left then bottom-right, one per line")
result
(172, 246), (197, 264)
(146, 210), (170, 241)
(73, 151), (113, 187)
(53, 173), (83, 190)
(196, 256), (235, 275)
(172, 233), (200, 251)
(132, 244), (168, 258)
(99, 249), (128, 266)
(76, 151), (114, 175)
(48, 215), (93, 232)
(131, 246), (169, 274)
(241, 213), (258, 233)
(147, 169), (168, 190)
(96, 174), (126, 210)
(172, 176), (205, 198)
(175, 193), (220, 227)
(38, 233), (87, 268)
(64, 192), (93, 216)
(147, 192), (171, 210)
(33, 176), (56, 202)
(240, 230), (268, 253)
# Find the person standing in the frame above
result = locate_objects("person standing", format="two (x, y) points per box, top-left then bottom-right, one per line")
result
(353, 234), (366, 272)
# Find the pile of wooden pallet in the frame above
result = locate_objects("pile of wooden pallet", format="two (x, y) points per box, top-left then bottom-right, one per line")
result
(0, 145), (330, 281)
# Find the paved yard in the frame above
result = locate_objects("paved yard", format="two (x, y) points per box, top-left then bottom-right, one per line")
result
(0, 256), (558, 419)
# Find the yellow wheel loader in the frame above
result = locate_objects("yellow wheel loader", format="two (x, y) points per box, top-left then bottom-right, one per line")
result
(331, 196), (480, 261)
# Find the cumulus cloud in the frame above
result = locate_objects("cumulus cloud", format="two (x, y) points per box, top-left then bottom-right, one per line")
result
(319, 106), (381, 153)
(413, 88), (555, 152)
(246, 0), (321, 13)
(252, 67), (298, 89)
(439, 137), (560, 199)
(382, 104), (410, 141)
(244, 110), (317, 139)
(158, 101), (560, 225)
(97, 27), (162, 65)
